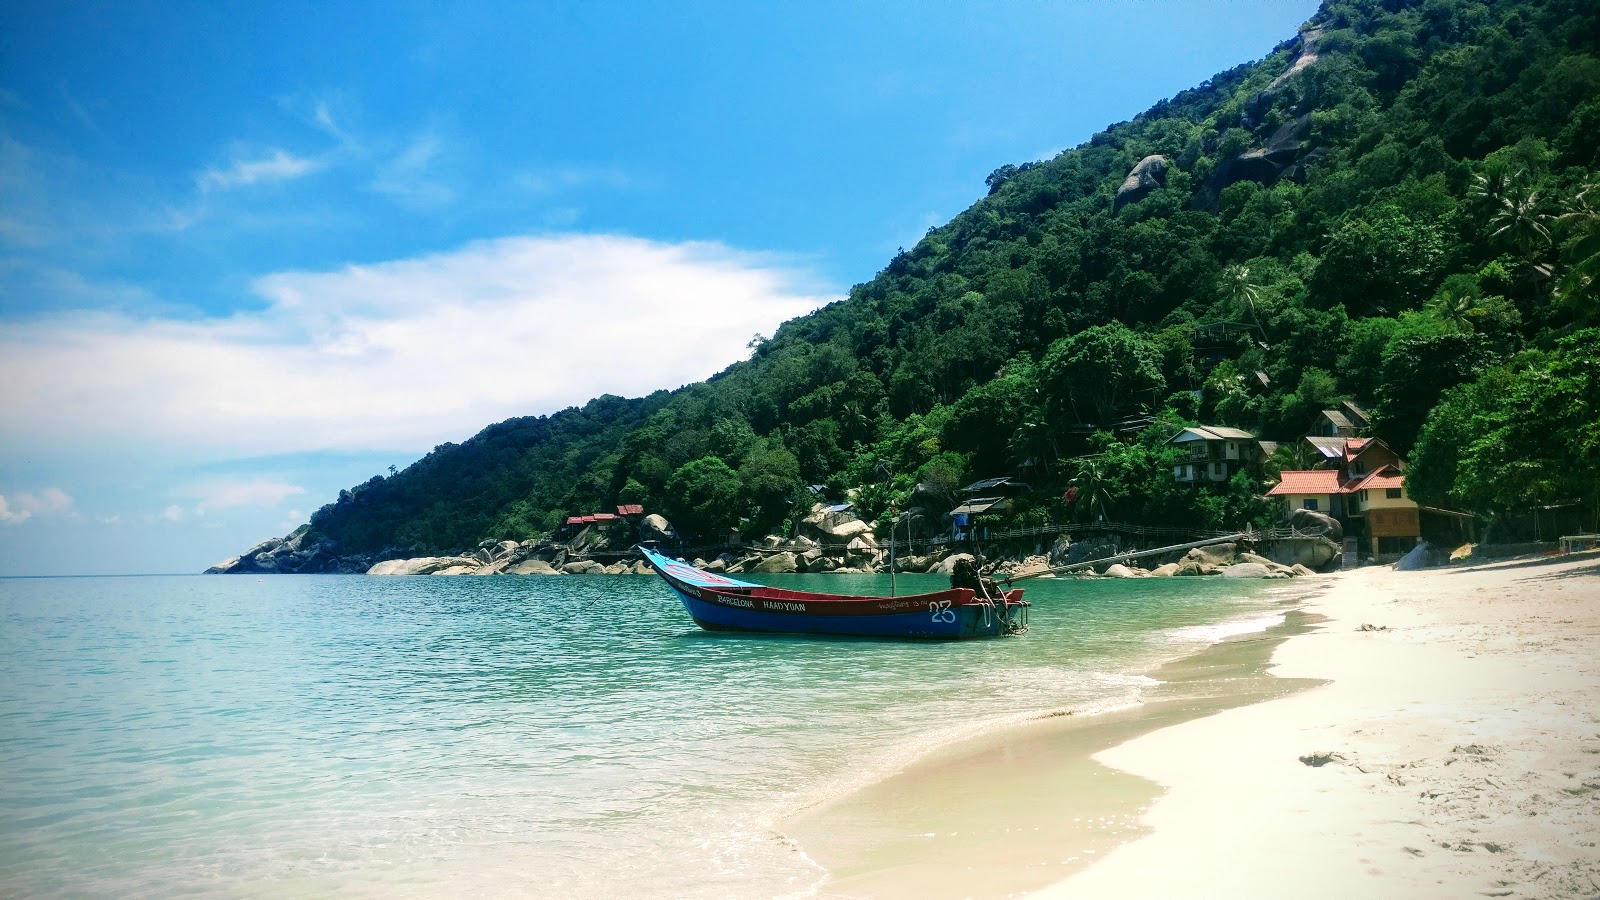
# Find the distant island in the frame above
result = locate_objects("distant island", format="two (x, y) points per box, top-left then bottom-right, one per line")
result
(211, 0), (1600, 576)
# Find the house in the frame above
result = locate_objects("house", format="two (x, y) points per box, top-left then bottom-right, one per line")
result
(1267, 436), (1426, 560)
(1166, 426), (1259, 483)
(1306, 400), (1372, 438)
(1266, 469), (1346, 517)
(949, 477), (1030, 540)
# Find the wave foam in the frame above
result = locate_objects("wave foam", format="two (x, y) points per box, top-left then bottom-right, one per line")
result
(1165, 613), (1285, 645)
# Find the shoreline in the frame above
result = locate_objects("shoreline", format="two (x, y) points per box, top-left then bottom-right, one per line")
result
(779, 583), (1324, 898)
(1036, 552), (1600, 899)
(783, 553), (1600, 899)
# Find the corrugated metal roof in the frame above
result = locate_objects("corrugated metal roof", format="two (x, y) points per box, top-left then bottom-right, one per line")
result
(1322, 410), (1354, 430)
(1169, 425), (1257, 443)
(961, 476), (1030, 493)
(1304, 436), (1348, 458)
(950, 497), (1003, 515)
(1266, 470), (1342, 496)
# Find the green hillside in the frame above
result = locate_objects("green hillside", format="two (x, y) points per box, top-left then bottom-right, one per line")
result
(297, 0), (1600, 560)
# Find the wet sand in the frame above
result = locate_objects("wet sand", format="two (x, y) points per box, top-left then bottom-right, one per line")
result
(786, 552), (1600, 900)
(782, 605), (1323, 898)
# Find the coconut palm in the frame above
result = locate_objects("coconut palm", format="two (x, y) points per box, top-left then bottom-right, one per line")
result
(1554, 179), (1600, 321)
(1427, 285), (1479, 333)
(1220, 263), (1264, 329)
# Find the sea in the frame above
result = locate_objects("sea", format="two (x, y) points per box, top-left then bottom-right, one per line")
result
(0, 571), (1295, 898)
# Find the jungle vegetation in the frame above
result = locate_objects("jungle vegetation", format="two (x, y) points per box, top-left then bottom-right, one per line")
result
(301, 0), (1600, 555)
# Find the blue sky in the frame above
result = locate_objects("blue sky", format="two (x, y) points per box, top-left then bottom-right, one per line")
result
(0, 0), (1320, 575)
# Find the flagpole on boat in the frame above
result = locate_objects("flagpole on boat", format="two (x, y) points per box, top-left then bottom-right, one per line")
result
(888, 501), (897, 597)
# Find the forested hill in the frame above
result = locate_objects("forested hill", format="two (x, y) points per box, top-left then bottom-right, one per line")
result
(283, 0), (1600, 563)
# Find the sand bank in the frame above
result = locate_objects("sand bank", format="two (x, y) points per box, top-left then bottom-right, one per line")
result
(1037, 552), (1600, 899)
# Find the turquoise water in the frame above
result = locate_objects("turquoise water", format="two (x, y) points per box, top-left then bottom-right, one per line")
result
(0, 572), (1292, 897)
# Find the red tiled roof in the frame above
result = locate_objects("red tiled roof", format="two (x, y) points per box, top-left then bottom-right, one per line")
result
(1266, 470), (1342, 496)
(590, 513), (619, 522)
(617, 504), (644, 516)
(1346, 467), (1404, 493)
(565, 516), (584, 525)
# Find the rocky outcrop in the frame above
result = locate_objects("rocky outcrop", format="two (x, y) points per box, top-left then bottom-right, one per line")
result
(368, 556), (479, 576)
(1285, 507), (1343, 544)
(206, 528), (374, 575)
(1264, 536), (1341, 570)
(752, 552), (799, 574)
(1113, 154), (1170, 212)
(1204, 114), (1314, 202)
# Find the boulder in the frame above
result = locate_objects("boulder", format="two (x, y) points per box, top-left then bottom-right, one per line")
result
(1264, 536), (1341, 570)
(1113, 154), (1169, 212)
(640, 514), (678, 545)
(1394, 542), (1440, 571)
(603, 562), (629, 575)
(1221, 562), (1273, 578)
(937, 553), (975, 575)
(204, 556), (242, 574)
(561, 560), (604, 575)
(1149, 562), (1181, 577)
(1285, 507), (1343, 543)
(1103, 563), (1137, 578)
(1291, 564), (1317, 577)
(1173, 561), (1206, 577)
(433, 565), (478, 576)
(752, 552), (799, 574)
(1009, 559), (1055, 580)
(1185, 543), (1237, 566)
(506, 559), (561, 575)
(368, 556), (478, 576)
(630, 560), (654, 575)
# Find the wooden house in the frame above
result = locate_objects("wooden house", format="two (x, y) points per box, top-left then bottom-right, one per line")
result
(1166, 426), (1260, 483)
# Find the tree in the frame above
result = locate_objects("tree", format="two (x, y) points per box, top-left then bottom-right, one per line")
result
(663, 456), (742, 541)
(1041, 324), (1165, 428)
(1373, 327), (1492, 456)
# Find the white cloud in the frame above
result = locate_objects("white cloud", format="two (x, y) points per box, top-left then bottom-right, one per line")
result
(0, 234), (836, 458)
(0, 487), (74, 525)
(199, 150), (321, 191)
(371, 134), (454, 206)
(161, 505), (184, 522)
(514, 166), (631, 194)
(191, 479), (307, 514)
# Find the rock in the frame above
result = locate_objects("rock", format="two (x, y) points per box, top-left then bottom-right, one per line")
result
(1264, 536), (1341, 570)
(433, 565), (477, 576)
(204, 556), (242, 574)
(561, 560), (604, 575)
(1394, 542), (1437, 571)
(603, 562), (629, 575)
(1173, 561), (1205, 577)
(1185, 543), (1237, 566)
(1009, 559), (1055, 580)
(1291, 564), (1317, 577)
(630, 560), (653, 575)
(1238, 552), (1275, 566)
(752, 552), (798, 574)
(506, 559), (561, 575)
(368, 556), (479, 576)
(1103, 563), (1137, 578)
(703, 558), (728, 572)
(1149, 562), (1181, 577)
(802, 503), (872, 542)
(937, 553), (975, 575)
(1285, 507), (1343, 543)
(761, 535), (783, 549)
(1221, 562), (1273, 578)
(640, 514), (678, 545)
(1113, 154), (1169, 212)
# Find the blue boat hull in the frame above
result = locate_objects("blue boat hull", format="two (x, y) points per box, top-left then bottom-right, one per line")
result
(664, 583), (1025, 638)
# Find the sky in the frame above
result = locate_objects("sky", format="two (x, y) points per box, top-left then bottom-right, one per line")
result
(0, 0), (1321, 576)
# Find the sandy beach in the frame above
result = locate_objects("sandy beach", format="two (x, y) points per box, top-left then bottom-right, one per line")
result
(788, 552), (1600, 899)
(1037, 551), (1600, 900)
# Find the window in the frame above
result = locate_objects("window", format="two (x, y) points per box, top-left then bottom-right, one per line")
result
(1303, 499), (1319, 511)
(1386, 487), (1402, 499)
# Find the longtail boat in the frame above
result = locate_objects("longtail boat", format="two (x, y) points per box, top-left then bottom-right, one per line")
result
(639, 546), (1028, 639)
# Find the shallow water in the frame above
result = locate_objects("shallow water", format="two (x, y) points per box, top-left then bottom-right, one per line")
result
(0, 572), (1289, 897)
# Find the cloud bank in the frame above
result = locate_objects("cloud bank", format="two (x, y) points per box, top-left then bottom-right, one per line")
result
(0, 234), (836, 458)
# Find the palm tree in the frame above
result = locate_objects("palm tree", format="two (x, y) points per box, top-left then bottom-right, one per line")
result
(1486, 180), (1555, 256)
(1220, 263), (1264, 329)
(1068, 455), (1114, 523)
(1554, 179), (1600, 321)
(1427, 285), (1479, 333)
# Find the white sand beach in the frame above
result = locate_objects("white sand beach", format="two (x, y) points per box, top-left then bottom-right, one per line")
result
(1036, 552), (1600, 899)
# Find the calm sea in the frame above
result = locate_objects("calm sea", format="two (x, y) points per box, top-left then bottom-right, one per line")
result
(0, 571), (1291, 898)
